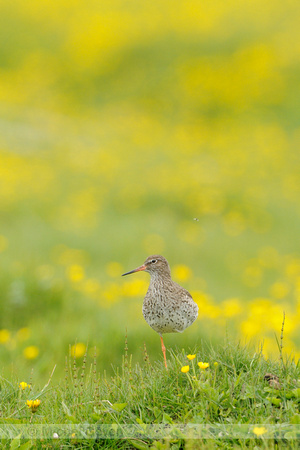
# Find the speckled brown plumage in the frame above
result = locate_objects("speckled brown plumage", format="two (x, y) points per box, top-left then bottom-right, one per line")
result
(122, 255), (198, 369)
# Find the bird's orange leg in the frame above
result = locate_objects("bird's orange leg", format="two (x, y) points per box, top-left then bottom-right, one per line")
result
(160, 335), (168, 370)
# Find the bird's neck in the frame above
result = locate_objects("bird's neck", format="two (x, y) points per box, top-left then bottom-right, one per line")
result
(149, 271), (172, 288)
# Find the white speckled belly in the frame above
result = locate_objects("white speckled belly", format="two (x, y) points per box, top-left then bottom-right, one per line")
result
(142, 295), (198, 335)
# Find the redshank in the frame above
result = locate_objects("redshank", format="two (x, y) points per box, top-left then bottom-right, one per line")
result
(122, 255), (198, 369)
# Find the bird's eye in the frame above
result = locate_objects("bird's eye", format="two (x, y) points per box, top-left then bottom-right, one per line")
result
(151, 259), (157, 264)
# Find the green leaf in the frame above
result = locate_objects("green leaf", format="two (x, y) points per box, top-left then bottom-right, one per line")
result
(127, 439), (149, 450)
(267, 396), (281, 406)
(234, 373), (243, 388)
(91, 413), (101, 422)
(292, 388), (300, 398)
(10, 436), (21, 450)
(111, 402), (127, 412)
(284, 431), (299, 439)
(111, 424), (118, 433)
(136, 417), (144, 424)
(19, 442), (33, 450)
(153, 406), (161, 419)
(66, 415), (78, 423)
(162, 413), (174, 424)
(285, 391), (296, 400)
(290, 414), (300, 424)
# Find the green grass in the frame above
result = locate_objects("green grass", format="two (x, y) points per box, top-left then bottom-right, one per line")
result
(1, 339), (300, 449)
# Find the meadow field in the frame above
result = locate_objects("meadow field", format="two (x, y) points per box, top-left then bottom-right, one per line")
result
(0, 0), (300, 447)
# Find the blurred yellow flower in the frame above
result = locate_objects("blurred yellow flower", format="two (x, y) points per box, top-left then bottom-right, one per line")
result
(17, 327), (31, 342)
(286, 259), (300, 279)
(53, 246), (89, 267)
(198, 362), (209, 370)
(0, 329), (10, 344)
(71, 343), (86, 358)
(19, 382), (31, 390)
(192, 291), (221, 318)
(187, 354), (196, 360)
(26, 399), (41, 412)
(250, 298), (272, 316)
(67, 264), (85, 282)
(181, 365), (190, 373)
(270, 282), (290, 299)
(253, 426), (267, 436)
(122, 279), (148, 297)
(240, 318), (261, 337)
(102, 282), (120, 304)
(81, 279), (101, 297)
(23, 346), (39, 360)
(173, 265), (192, 282)
(222, 298), (242, 317)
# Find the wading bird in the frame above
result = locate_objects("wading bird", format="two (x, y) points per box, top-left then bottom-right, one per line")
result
(122, 255), (198, 369)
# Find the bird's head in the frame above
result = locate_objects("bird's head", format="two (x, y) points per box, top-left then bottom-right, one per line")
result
(122, 255), (171, 277)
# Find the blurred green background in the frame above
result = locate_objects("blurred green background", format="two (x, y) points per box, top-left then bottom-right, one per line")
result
(0, 0), (300, 383)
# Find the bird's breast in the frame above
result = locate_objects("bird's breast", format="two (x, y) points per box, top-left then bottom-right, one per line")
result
(142, 287), (198, 335)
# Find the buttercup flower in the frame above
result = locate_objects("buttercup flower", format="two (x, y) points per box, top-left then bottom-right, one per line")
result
(181, 365), (190, 373)
(253, 426), (267, 436)
(187, 354), (196, 360)
(23, 345), (39, 360)
(0, 329), (10, 344)
(198, 362), (209, 370)
(19, 382), (31, 390)
(71, 343), (86, 358)
(26, 399), (41, 412)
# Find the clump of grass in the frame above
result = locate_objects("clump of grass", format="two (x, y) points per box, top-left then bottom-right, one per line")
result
(1, 338), (300, 448)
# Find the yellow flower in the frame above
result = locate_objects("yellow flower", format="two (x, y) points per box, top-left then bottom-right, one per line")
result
(253, 426), (267, 436)
(71, 343), (86, 358)
(19, 382), (31, 390)
(181, 365), (190, 373)
(187, 354), (196, 360)
(173, 265), (192, 282)
(270, 282), (290, 299)
(67, 264), (85, 282)
(222, 298), (242, 317)
(26, 399), (41, 412)
(198, 362), (209, 370)
(0, 329), (10, 344)
(23, 346), (39, 360)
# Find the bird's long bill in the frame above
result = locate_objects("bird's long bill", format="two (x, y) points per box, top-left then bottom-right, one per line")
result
(122, 264), (146, 276)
